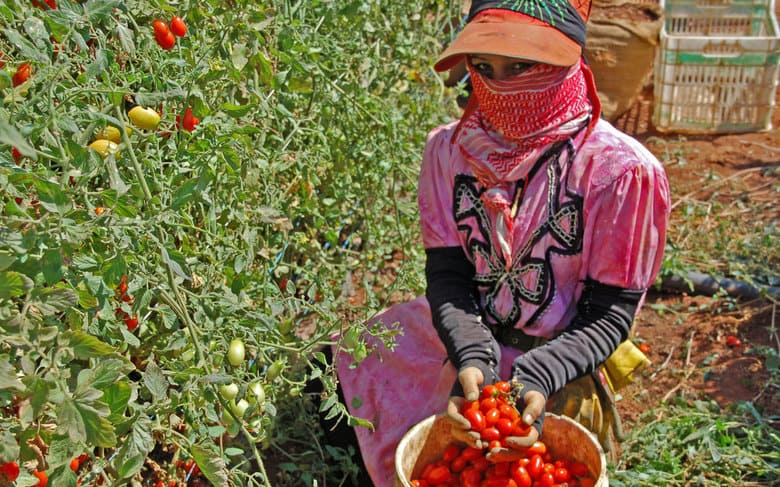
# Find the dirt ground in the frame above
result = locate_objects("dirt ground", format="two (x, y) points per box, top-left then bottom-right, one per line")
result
(610, 79), (780, 430)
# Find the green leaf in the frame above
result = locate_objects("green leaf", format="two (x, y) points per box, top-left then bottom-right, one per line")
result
(31, 287), (78, 316)
(171, 179), (199, 210)
(142, 360), (168, 402)
(34, 177), (72, 214)
(85, 48), (109, 79)
(117, 454), (145, 480)
(56, 387), (116, 447)
(0, 431), (20, 463)
(115, 22), (135, 55)
(192, 444), (230, 487)
(2, 29), (49, 63)
(85, 0), (124, 22)
(0, 250), (16, 271)
(78, 358), (128, 390)
(0, 358), (24, 392)
(0, 271), (33, 299)
(220, 102), (252, 118)
(103, 381), (131, 423)
(41, 249), (64, 284)
(160, 246), (190, 281)
(67, 331), (116, 359)
(115, 415), (153, 472)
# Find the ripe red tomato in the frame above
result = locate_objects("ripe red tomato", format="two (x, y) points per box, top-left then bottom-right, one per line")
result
(33, 470), (48, 487)
(11, 147), (22, 164)
(155, 29), (176, 50)
(450, 455), (468, 473)
(464, 408), (486, 431)
(481, 384), (497, 398)
(570, 461), (589, 477)
(1, 462), (20, 482)
(526, 440), (547, 457)
(32, 0), (57, 10)
(496, 417), (515, 436)
(527, 454), (544, 479)
(726, 335), (742, 347)
(495, 380), (511, 393)
(554, 466), (571, 483)
(638, 342), (651, 354)
(181, 107), (198, 132)
(423, 464), (451, 484)
(485, 407), (501, 426)
(171, 16), (187, 37)
(152, 19), (169, 36)
(70, 457), (80, 472)
(13, 62), (31, 87)
(125, 315), (139, 331)
(537, 471), (555, 487)
(441, 444), (460, 463)
(480, 426), (501, 442)
(510, 463), (532, 487)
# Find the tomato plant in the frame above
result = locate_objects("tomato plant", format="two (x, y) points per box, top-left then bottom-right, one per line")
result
(0, 1), (450, 485)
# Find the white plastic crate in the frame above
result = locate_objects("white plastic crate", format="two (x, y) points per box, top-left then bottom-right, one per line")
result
(653, 0), (780, 133)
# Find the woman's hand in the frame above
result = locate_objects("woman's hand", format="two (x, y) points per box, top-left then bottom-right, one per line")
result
(486, 389), (546, 462)
(445, 366), (485, 448)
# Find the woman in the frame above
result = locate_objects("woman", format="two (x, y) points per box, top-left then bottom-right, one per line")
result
(334, 1), (670, 484)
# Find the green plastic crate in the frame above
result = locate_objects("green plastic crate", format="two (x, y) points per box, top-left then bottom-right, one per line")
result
(653, 0), (780, 133)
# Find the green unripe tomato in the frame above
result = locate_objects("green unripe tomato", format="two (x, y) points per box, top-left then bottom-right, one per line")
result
(227, 339), (246, 367)
(266, 359), (284, 380)
(219, 383), (239, 401)
(248, 381), (265, 405)
(230, 398), (250, 418)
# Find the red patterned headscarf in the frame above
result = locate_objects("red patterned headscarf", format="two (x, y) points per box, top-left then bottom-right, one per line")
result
(457, 59), (594, 187)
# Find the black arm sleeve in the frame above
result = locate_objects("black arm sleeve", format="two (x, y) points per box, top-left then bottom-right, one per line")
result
(511, 278), (644, 402)
(425, 247), (501, 397)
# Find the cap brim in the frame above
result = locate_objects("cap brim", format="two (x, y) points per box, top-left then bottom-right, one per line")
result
(434, 14), (582, 72)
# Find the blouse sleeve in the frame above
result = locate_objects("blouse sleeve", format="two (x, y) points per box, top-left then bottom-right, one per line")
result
(584, 149), (670, 290)
(418, 123), (463, 249)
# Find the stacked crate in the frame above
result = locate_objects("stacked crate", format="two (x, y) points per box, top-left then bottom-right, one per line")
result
(653, 0), (780, 133)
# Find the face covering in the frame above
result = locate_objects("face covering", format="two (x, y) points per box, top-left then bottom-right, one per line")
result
(457, 60), (592, 186)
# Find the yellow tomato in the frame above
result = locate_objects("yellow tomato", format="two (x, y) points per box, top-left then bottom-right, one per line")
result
(95, 125), (132, 143)
(88, 139), (120, 158)
(128, 106), (161, 130)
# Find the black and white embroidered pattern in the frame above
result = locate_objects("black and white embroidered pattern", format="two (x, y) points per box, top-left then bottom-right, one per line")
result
(453, 140), (584, 329)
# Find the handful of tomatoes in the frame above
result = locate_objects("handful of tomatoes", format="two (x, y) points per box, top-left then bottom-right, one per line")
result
(461, 381), (531, 450)
(410, 439), (596, 487)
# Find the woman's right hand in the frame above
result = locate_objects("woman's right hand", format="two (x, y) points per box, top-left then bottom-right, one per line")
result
(445, 366), (485, 448)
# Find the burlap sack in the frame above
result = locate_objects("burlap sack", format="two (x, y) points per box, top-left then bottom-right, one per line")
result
(586, 1), (663, 121)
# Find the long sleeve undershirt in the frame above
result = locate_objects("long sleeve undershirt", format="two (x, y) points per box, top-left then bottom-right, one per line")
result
(425, 246), (644, 400)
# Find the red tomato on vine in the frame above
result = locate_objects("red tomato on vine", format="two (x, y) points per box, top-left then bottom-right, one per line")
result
(0, 462), (20, 482)
(171, 16), (187, 37)
(13, 62), (31, 87)
(33, 470), (48, 487)
(32, 0), (57, 10)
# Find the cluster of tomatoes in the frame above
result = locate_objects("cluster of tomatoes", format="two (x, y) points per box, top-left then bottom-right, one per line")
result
(410, 440), (596, 487)
(0, 460), (47, 486)
(115, 274), (139, 332)
(152, 16), (187, 50)
(461, 381), (532, 449)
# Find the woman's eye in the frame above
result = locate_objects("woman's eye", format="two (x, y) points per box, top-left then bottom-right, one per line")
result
(512, 62), (531, 73)
(473, 63), (492, 76)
